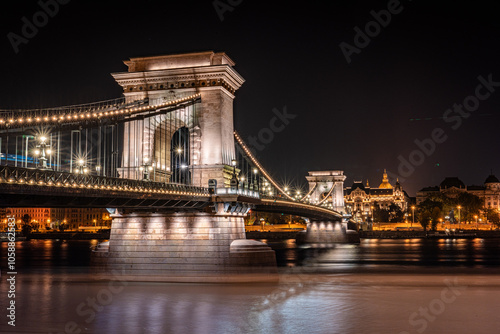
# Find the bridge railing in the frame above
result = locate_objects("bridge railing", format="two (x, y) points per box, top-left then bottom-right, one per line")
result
(0, 165), (210, 196)
(0, 97), (136, 121)
(215, 188), (260, 199)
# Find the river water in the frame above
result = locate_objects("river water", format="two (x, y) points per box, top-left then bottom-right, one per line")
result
(2, 238), (500, 334)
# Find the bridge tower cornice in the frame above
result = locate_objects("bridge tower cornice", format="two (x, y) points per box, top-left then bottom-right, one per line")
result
(111, 65), (245, 97)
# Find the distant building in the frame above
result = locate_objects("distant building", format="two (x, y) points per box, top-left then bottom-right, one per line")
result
(416, 175), (500, 210)
(66, 208), (112, 229)
(344, 169), (409, 222)
(5, 207), (111, 230)
(0, 208), (7, 230)
(5, 208), (64, 230)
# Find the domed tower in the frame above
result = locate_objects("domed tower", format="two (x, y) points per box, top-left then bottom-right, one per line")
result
(485, 174), (500, 191)
(379, 169), (393, 189)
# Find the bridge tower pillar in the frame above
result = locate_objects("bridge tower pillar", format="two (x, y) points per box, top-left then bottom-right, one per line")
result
(92, 204), (277, 282)
(305, 171), (346, 212)
(112, 51), (245, 188)
(296, 219), (360, 246)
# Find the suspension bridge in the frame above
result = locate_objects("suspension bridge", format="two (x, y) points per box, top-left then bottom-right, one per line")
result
(0, 51), (356, 281)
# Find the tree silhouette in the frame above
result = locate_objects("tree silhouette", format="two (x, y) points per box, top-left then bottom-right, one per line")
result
(21, 214), (32, 237)
(486, 208), (500, 227)
(419, 192), (482, 226)
(456, 192), (482, 222)
(417, 198), (442, 231)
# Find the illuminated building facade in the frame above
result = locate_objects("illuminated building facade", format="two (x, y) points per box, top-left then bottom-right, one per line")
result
(416, 175), (500, 210)
(4, 207), (111, 230)
(344, 169), (409, 222)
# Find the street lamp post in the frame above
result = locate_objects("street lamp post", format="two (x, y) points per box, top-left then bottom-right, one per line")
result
(75, 159), (88, 174)
(253, 168), (258, 192)
(370, 206), (376, 230)
(457, 205), (461, 230)
(230, 159), (238, 191)
(411, 206), (415, 229)
(174, 148), (182, 183)
(139, 156), (153, 181)
(474, 215), (478, 230)
(35, 136), (51, 169)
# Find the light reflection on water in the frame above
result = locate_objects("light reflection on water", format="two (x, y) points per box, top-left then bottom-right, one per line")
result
(1, 239), (500, 334)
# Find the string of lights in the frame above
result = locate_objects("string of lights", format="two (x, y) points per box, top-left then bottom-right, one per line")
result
(0, 94), (201, 128)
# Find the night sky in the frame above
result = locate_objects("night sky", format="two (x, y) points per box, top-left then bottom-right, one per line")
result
(1, 0), (500, 196)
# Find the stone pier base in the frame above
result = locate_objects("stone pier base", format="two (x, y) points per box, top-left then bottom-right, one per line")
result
(91, 211), (278, 283)
(296, 220), (360, 247)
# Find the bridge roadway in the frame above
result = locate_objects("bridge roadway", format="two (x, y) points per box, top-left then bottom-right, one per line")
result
(0, 165), (343, 220)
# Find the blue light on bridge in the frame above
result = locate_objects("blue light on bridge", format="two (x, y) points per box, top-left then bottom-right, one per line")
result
(0, 153), (58, 167)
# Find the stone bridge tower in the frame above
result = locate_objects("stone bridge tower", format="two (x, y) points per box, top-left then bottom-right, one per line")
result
(94, 52), (278, 282)
(111, 51), (245, 187)
(306, 170), (346, 213)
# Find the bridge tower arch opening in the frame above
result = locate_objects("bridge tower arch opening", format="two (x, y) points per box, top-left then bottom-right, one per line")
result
(169, 126), (190, 184)
(148, 111), (195, 183)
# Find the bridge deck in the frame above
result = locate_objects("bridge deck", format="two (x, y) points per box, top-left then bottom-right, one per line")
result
(0, 166), (210, 210)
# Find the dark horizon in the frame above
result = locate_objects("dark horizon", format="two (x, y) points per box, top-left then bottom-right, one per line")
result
(1, 0), (500, 196)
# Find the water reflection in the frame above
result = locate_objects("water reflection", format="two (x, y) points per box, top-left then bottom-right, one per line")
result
(265, 238), (500, 272)
(3, 270), (500, 334)
(1, 270), (368, 334)
(2, 239), (500, 333)
(4, 238), (500, 274)
(1, 239), (95, 273)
